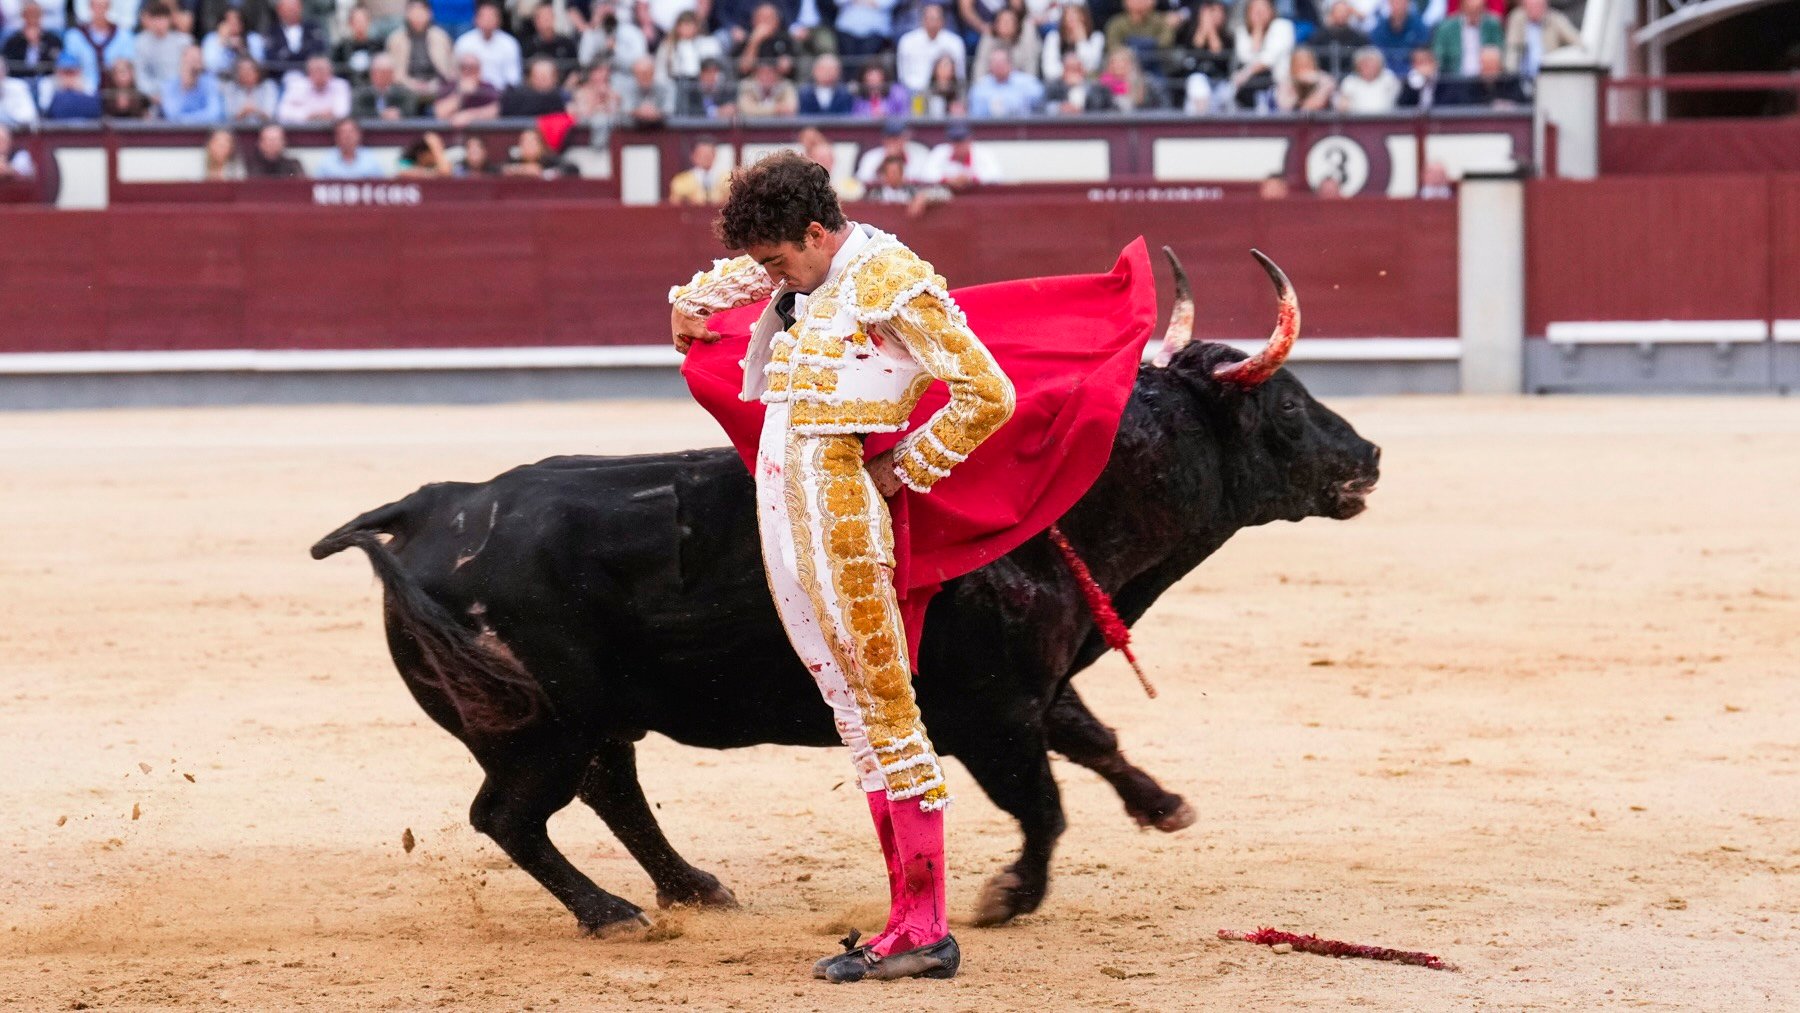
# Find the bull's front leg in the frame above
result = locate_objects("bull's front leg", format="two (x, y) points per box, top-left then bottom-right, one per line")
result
(577, 740), (738, 909)
(467, 745), (652, 936)
(1046, 684), (1195, 833)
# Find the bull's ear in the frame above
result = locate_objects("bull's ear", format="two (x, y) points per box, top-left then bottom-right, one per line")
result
(1151, 246), (1195, 368)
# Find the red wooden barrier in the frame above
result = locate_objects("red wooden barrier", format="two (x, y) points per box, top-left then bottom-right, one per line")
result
(0, 197), (1456, 355)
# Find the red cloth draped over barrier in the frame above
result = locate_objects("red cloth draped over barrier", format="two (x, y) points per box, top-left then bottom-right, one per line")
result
(682, 237), (1158, 664)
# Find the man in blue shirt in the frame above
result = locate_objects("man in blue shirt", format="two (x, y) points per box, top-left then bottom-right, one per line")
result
(43, 54), (103, 119)
(62, 0), (133, 93)
(311, 117), (388, 178)
(966, 49), (1043, 117)
(161, 45), (224, 123)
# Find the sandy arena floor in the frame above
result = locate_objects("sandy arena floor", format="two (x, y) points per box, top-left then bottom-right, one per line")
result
(3, 395), (1798, 1011)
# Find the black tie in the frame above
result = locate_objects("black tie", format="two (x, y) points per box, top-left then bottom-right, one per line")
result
(775, 291), (799, 329)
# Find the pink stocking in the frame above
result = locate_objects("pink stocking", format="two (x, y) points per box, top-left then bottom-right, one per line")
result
(868, 797), (948, 957)
(864, 790), (906, 950)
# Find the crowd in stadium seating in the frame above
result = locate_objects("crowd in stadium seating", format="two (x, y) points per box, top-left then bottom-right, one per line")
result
(0, 0), (1583, 133)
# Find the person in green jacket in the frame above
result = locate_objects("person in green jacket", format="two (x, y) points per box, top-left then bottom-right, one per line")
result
(1432, 0), (1502, 78)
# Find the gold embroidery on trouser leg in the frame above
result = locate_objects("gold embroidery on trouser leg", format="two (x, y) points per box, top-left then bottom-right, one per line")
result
(784, 434), (950, 810)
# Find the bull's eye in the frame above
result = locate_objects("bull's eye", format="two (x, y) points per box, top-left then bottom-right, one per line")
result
(1278, 396), (1302, 416)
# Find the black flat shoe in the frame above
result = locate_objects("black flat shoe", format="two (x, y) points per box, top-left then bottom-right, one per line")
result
(822, 934), (960, 983)
(813, 929), (871, 979)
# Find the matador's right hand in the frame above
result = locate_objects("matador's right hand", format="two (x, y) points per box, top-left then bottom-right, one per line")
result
(671, 307), (721, 355)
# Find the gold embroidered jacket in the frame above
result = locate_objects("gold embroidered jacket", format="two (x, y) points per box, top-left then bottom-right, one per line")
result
(669, 227), (1015, 493)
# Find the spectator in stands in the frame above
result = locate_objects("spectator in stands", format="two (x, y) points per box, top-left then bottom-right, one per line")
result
(389, 0), (453, 95)
(1437, 43), (1525, 106)
(616, 53), (673, 122)
(1040, 5), (1101, 80)
(922, 119), (997, 186)
(277, 54), (349, 121)
(1258, 172), (1288, 198)
(43, 53), (103, 118)
(1503, 0), (1578, 78)
(432, 0), (475, 37)
(1231, 0), (1292, 111)
(363, 0), (407, 39)
(63, 0), (133, 93)
(654, 10), (720, 100)
(1417, 159), (1451, 197)
(100, 56), (153, 115)
(575, 0), (647, 67)
(3, 3), (64, 93)
(433, 51), (498, 122)
(1308, 1), (1367, 77)
(1103, 0), (1172, 62)
(805, 135), (865, 201)
(1394, 44), (1437, 106)
(905, 53), (953, 114)
(1172, 0), (1229, 112)
(895, 4), (964, 94)
(353, 52), (418, 116)
(332, 6), (383, 85)
(733, 2), (795, 79)
(161, 43), (223, 120)
(799, 53), (854, 113)
(395, 129), (449, 175)
(263, 0), (326, 73)
(972, 8), (1038, 87)
(498, 54), (567, 113)
(569, 61), (622, 124)
(221, 56), (278, 118)
(672, 55), (734, 115)
(1368, 0), (1426, 74)
(457, 132), (499, 174)
(851, 62), (906, 116)
(1097, 46), (1155, 110)
(870, 152), (949, 213)
(667, 134), (727, 203)
(1334, 44), (1395, 111)
(243, 121), (303, 175)
(783, 0), (831, 66)
(132, 3), (190, 99)
(1046, 50), (1113, 113)
(521, 4), (578, 65)
(638, 0), (698, 42)
(966, 49), (1041, 116)
(201, 8), (265, 78)
(453, 1), (520, 88)
(736, 57), (796, 115)
(313, 116), (386, 177)
(202, 127), (244, 178)
(1275, 46), (1331, 110)
(1432, 0), (1499, 79)
(0, 52), (39, 127)
(0, 123), (35, 181)
(1315, 175), (1343, 198)
(833, 0), (897, 62)
(504, 126), (564, 176)
(854, 117), (926, 181)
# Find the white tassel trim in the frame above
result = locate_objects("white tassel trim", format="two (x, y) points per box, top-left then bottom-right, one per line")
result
(894, 461), (935, 495)
(889, 775), (949, 804)
(898, 449), (951, 479)
(876, 731), (928, 761)
(924, 430), (968, 463)
(786, 421), (910, 436)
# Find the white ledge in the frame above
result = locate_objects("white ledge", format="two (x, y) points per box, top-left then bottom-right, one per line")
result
(0, 345), (688, 375)
(1545, 320), (1769, 344)
(1143, 338), (1460, 363)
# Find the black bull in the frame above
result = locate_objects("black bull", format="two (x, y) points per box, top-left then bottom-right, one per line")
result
(311, 267), (1381, 935)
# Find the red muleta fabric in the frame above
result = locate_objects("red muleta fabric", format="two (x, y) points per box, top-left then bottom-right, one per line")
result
(681, 237), (1158, 667)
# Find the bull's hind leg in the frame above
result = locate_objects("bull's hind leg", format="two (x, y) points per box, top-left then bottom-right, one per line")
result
(1047, 684), (1195, 833)
(577, 740), (738, 910)
(468, 743), (652, 935)
(957, 724), (1066, 927)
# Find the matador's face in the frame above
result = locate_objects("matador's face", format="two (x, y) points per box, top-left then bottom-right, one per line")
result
(746, 223), (835, 293)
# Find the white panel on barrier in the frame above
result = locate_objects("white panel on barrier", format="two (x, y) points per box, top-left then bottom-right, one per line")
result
(118, 146), (207, 182)
(1546, 320), (1769, 343)
(1151, 137), (1288, 181)
(53, 147), (108, 209)
(982, 139), (1110, 182)
(620, 144), (661, 205)
(1386, 133), (1518, 197)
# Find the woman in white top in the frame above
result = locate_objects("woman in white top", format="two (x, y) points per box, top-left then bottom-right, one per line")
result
(972, 7), (1041, 87)
(1039, 4), (1103, 80)
(654, 10), (723, 83)
(1230, 0), (1294, 109)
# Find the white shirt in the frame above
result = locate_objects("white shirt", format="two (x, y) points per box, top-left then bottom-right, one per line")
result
(792, 222), (870, 318)
(894, 26), (965, 93)
(1459, 21), (1481, 75)
(276, 71), (352, 123)
(854, 140), (930, 184)
(1039, 29), (1103, 79)
(646, 0), (697, 33)
(0, 77), (38, 127)
(1336, 68), (1399, 113)
(453, 28), (523, 88)
(922, 142), (1001, 185)
(1233, 19), (1296, 83)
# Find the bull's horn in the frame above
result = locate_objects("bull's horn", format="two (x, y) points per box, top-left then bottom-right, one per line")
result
(1151, 246), (1196, 368)
(1212, 249), (1299, 388)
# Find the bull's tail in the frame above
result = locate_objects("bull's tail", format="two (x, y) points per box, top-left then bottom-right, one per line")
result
(312, 511), (548, 736)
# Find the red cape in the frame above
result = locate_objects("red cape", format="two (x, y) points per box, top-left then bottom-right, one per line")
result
(682, 237), (1157, 666)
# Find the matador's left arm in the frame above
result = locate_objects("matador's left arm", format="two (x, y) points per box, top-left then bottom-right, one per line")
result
(868, 266), (1016, 494)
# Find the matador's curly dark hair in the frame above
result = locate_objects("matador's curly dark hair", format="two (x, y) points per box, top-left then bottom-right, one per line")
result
(714, 150), (846, 251)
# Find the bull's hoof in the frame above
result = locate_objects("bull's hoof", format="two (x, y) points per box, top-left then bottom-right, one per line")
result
(580, 909), (654, 939)
(971, 870), (1045, 927)
(1131, 799), (1196, 834)
(656, 873), (739, 910)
